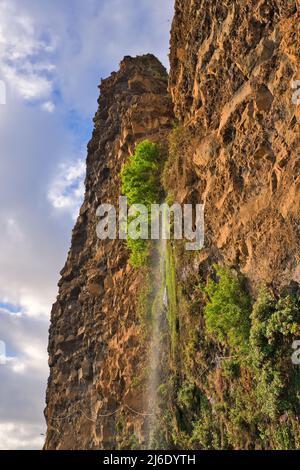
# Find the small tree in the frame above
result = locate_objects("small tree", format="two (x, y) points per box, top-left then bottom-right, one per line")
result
(203, 265), (251, 351)
(121, 140), (163, 267)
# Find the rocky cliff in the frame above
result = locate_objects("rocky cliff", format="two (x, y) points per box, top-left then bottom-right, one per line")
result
(45, 1), (300, 450)
(44, 55), (173, 450)
(169, 0), (300, 292)
(165, 0), (300, 450)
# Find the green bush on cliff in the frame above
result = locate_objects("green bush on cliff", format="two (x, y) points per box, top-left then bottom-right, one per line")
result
(203, 265), (251, 351)
(121, 140), (163, 206)
(250, 289), (300, 367)
(163, 246), (300, 450)
(126, 237), (149, 268)
(250, 290), (300, 420)
(155, 244), (300, 450)
(121, 140), (164, 267)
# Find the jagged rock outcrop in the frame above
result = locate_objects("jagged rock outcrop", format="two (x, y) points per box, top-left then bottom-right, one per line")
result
(44, 54), (173, 450)
(170, 0), (300, 292)
(45, 0), (300, 450)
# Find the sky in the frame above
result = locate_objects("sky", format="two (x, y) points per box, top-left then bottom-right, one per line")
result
(0, 0), (174, 450)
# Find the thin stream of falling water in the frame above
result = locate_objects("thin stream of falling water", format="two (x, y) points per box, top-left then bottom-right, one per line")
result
(146, 234), (168, 449)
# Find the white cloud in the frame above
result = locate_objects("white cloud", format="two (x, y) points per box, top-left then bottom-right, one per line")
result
(0, 0), (56, 102)
(0, 0), (174, 450)
(41, 101), (55, 113)
(0, 307), (49, 371)
(0, 306), (48, 449)
(18, 293), (51, 318)
(6, 357), (26, 374)
(0, 423), (44, 450)
(4, 217), (25, 243)
(48, 159), (86, 219)
(2, 63), (53, 101)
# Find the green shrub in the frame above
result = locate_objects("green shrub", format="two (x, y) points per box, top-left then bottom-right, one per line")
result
(191, 412), (222, 450)
(203, 265), (251, 351)
(250, 290), (300, 420)
(121, 140), (163, 206)
(222, 358), (241, 379)
(249, 289), (276, 366)
(126, 237), (149, 268)
(121, 140), (164, 266)
(255, 365), (284, 419)
(250, 290), (300, 363)
(177, 381), (196, 409)
(266, 296), (300, 340)
(172, 271), (300, 449)
(166, 243), (178, 355)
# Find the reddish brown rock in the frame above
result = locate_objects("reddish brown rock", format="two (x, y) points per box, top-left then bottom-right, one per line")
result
(44, 54), (173, 450)
(45, 0), (300, 451)
(169, 0), (300, 292)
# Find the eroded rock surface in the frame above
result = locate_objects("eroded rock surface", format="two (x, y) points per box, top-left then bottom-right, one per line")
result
(45, 0), (300, 450)
(170, 0), (300, 291)
(44, 54), (173, 450)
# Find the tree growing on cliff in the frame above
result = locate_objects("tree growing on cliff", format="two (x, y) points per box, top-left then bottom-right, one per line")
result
(203, 265), (251, 351)
(121, 140), (164, 266)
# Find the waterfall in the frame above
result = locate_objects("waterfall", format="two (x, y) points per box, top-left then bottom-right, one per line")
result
(146, 234), (168, 448)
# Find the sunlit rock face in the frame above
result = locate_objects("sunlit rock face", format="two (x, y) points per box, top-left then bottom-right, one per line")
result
(44, 54), (173, 450)
(169, 0), (300, 292)
(45, 0), (300, 450)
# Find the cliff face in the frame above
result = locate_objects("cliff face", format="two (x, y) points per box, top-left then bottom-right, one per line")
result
(44, 54), (173, 450)
(45, 1), (300, 451)
(166, 0), (300, 450)
(169, 0), (300, 292)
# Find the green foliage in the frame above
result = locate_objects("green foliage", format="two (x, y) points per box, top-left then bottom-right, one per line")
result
(168, 259), (300, 450)
(191, 408), (222, 450)
(266, 295), (300, 340)
(177, 381), (196, 409)
(166, 243), (178, 355)
(173, 384), (222, 450)
(249, 289), (276, 366)
(121, 140), (164, 267)
(126, 237), (149, 268)
(222, 358), (241, 379)
(121, 140), (163, 207)
(203, 265), (251, 351)
(250, 290), (300, 420)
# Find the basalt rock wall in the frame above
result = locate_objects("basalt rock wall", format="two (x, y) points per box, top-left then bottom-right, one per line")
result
(169, 0), (300, 292)
(44, 54), (173, 450)
(45, 0), (300, 450)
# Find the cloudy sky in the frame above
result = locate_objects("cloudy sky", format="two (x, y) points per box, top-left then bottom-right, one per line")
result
(0, 0), (174, 450)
